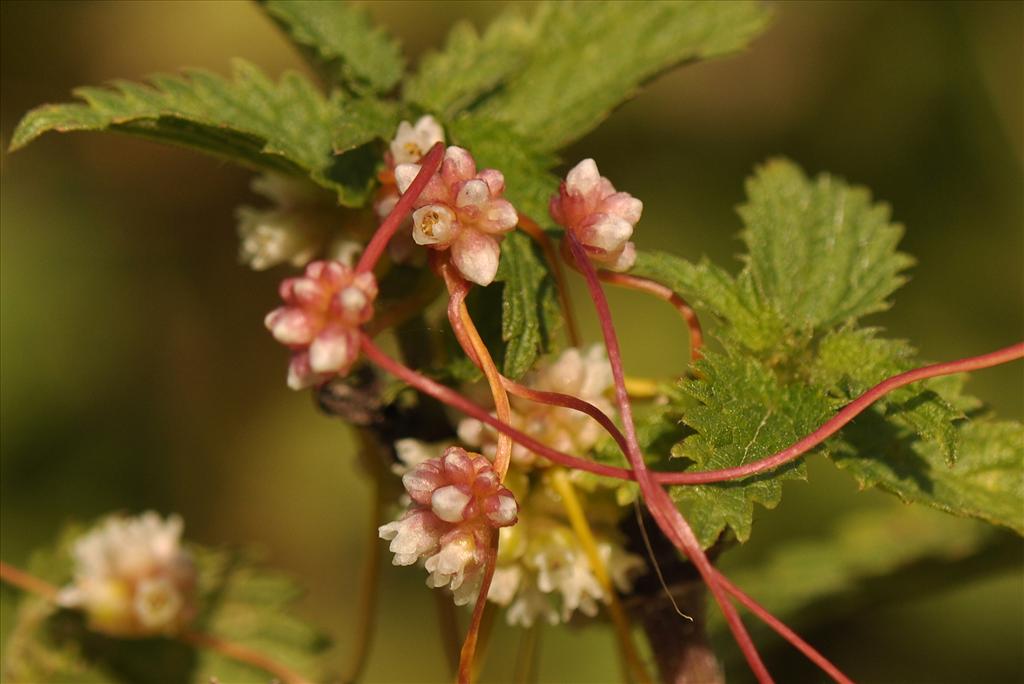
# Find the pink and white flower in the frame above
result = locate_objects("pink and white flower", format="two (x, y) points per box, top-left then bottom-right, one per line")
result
(550, 159), (642, 271)
(394, 146), (518, 286)
(264, 260), (378, 389)
(379, 446), (518, 605)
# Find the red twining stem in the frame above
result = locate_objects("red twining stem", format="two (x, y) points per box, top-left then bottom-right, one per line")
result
(595, 270), (704, 363)
(713, 570), (854, 684)
(356, 142), (444, 275)
(660, 341), (1024, 485)
(563, 231), (775, 684)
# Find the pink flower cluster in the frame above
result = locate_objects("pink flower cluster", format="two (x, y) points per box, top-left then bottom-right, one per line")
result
(379, 446), (518, 605)
(395, 146), (518, 286)
(264, 260), (377, 389)
(550, 159), (642, 271)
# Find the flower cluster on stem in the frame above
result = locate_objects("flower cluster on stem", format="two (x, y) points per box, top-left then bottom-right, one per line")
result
(550, 158), (642, 271)
(395, 146), (518, 286)
(265, 260), (378, 389)
(379, 446), (518, 605)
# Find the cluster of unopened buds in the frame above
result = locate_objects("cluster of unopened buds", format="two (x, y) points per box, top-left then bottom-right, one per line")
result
(379, 446), (517, 605)
(56, 512), (197, 637)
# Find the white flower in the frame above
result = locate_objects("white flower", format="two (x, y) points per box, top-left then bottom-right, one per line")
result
(390, 115), (445, 166)
(57, 512), (197, 637)
(459, 345), (615, 467)
(550, 159), (643, 272)
(236, 206), (329, 271)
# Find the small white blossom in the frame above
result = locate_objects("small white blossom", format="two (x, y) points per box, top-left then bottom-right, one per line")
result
(459, 345), (615, 467)
(57, 512), (197, 637)
(550, 159), (643, 271)
(389, 115), (445, 166)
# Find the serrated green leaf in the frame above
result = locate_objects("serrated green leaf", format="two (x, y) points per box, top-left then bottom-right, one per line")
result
(712, 505), (1011, 643)
(811, 327), (969, 463)
(494, 232), (562, 379)
(474, 1), (770, 150)
(669, 350), (834, 548)
(1, 525), (326, 683)
(738, 158), (915, 331)
(629, 250), (791, 352)
(404, 8), (538, 119)
(832, 418), (1024, 534)
(10, 60), (397, 207)
(262, 0), (405, 93)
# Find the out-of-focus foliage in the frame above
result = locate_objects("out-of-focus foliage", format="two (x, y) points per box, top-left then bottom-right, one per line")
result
(2, 525), (326, 683)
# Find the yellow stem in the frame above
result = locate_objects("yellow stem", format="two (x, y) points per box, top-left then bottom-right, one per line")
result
(513, 624), (541, 684)
(549, 471), (653, 684)
(622, 376), (662, 399)
(457, 300), (513, 480)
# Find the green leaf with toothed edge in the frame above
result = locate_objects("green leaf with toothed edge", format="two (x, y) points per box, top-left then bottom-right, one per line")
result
(669, 349), (835, 549)
(261, 0), (405, 93)
(831, 417), (1024, 535)
(472, 0), (771, 151)
(9, 60), (398, 207)
(0, 524), (327, 684)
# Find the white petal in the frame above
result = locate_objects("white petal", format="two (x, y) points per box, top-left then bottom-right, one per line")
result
(309, 329), (351, 373)
(265, 308), (315, 346)
(456, 179), (490, 208)
(565, 158), (602, 195)
(451, 231), (500, 286)
(431, 485), (472, 522)
(394, 163), (422, 194)
(412, 205), (458, 246)
(585, 214), (633, 252)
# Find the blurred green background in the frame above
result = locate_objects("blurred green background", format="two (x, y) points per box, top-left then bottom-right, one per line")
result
(1, 1), (1021, 682)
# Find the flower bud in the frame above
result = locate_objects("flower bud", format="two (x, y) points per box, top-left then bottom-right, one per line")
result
(550, 159), (642, 271)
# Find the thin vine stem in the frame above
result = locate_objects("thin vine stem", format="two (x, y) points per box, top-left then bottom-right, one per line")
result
(595, 269), (704, 362)
(713, 570), (854, 684)
(550, 469), (652, 684)
(0, 562), (312, 684)
(457, 536), (498, 684)
(356, 142), (444, 275)
(563, 230), (775, 684)
(517, 215), (581, 347)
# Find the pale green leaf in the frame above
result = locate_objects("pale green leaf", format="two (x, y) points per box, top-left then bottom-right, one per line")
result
(738, 158), (915, 331)
(262, 0), (404, 93)
(670, 350), (834, 548)
(10, 60), (397, 206)
(832, 418), (1024, 534)
(404, 8), (538, 119)
(474, 0), (770, 150)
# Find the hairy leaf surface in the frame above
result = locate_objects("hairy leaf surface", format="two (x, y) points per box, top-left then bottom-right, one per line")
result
(262, 0), (405, 93)
(10, 60), (397, 206)
(670, 350), (834, 548)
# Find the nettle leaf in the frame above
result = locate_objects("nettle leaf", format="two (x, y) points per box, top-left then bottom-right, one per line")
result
(404, 7), (538, 119)
(670, 350), (834, 548)
(474, 0), (770, 151)
(262, 0), (405, 93)
(493, 232), (562, 379)
(10, 60), (398, 207)
(712, 505), (1009, 643)
(811, 327), (970, 463)
(630, 250), (790, 353)
(1, 527), (326, 683)
(831, 417), (1024, 534)
(738, 158), (915, 332)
